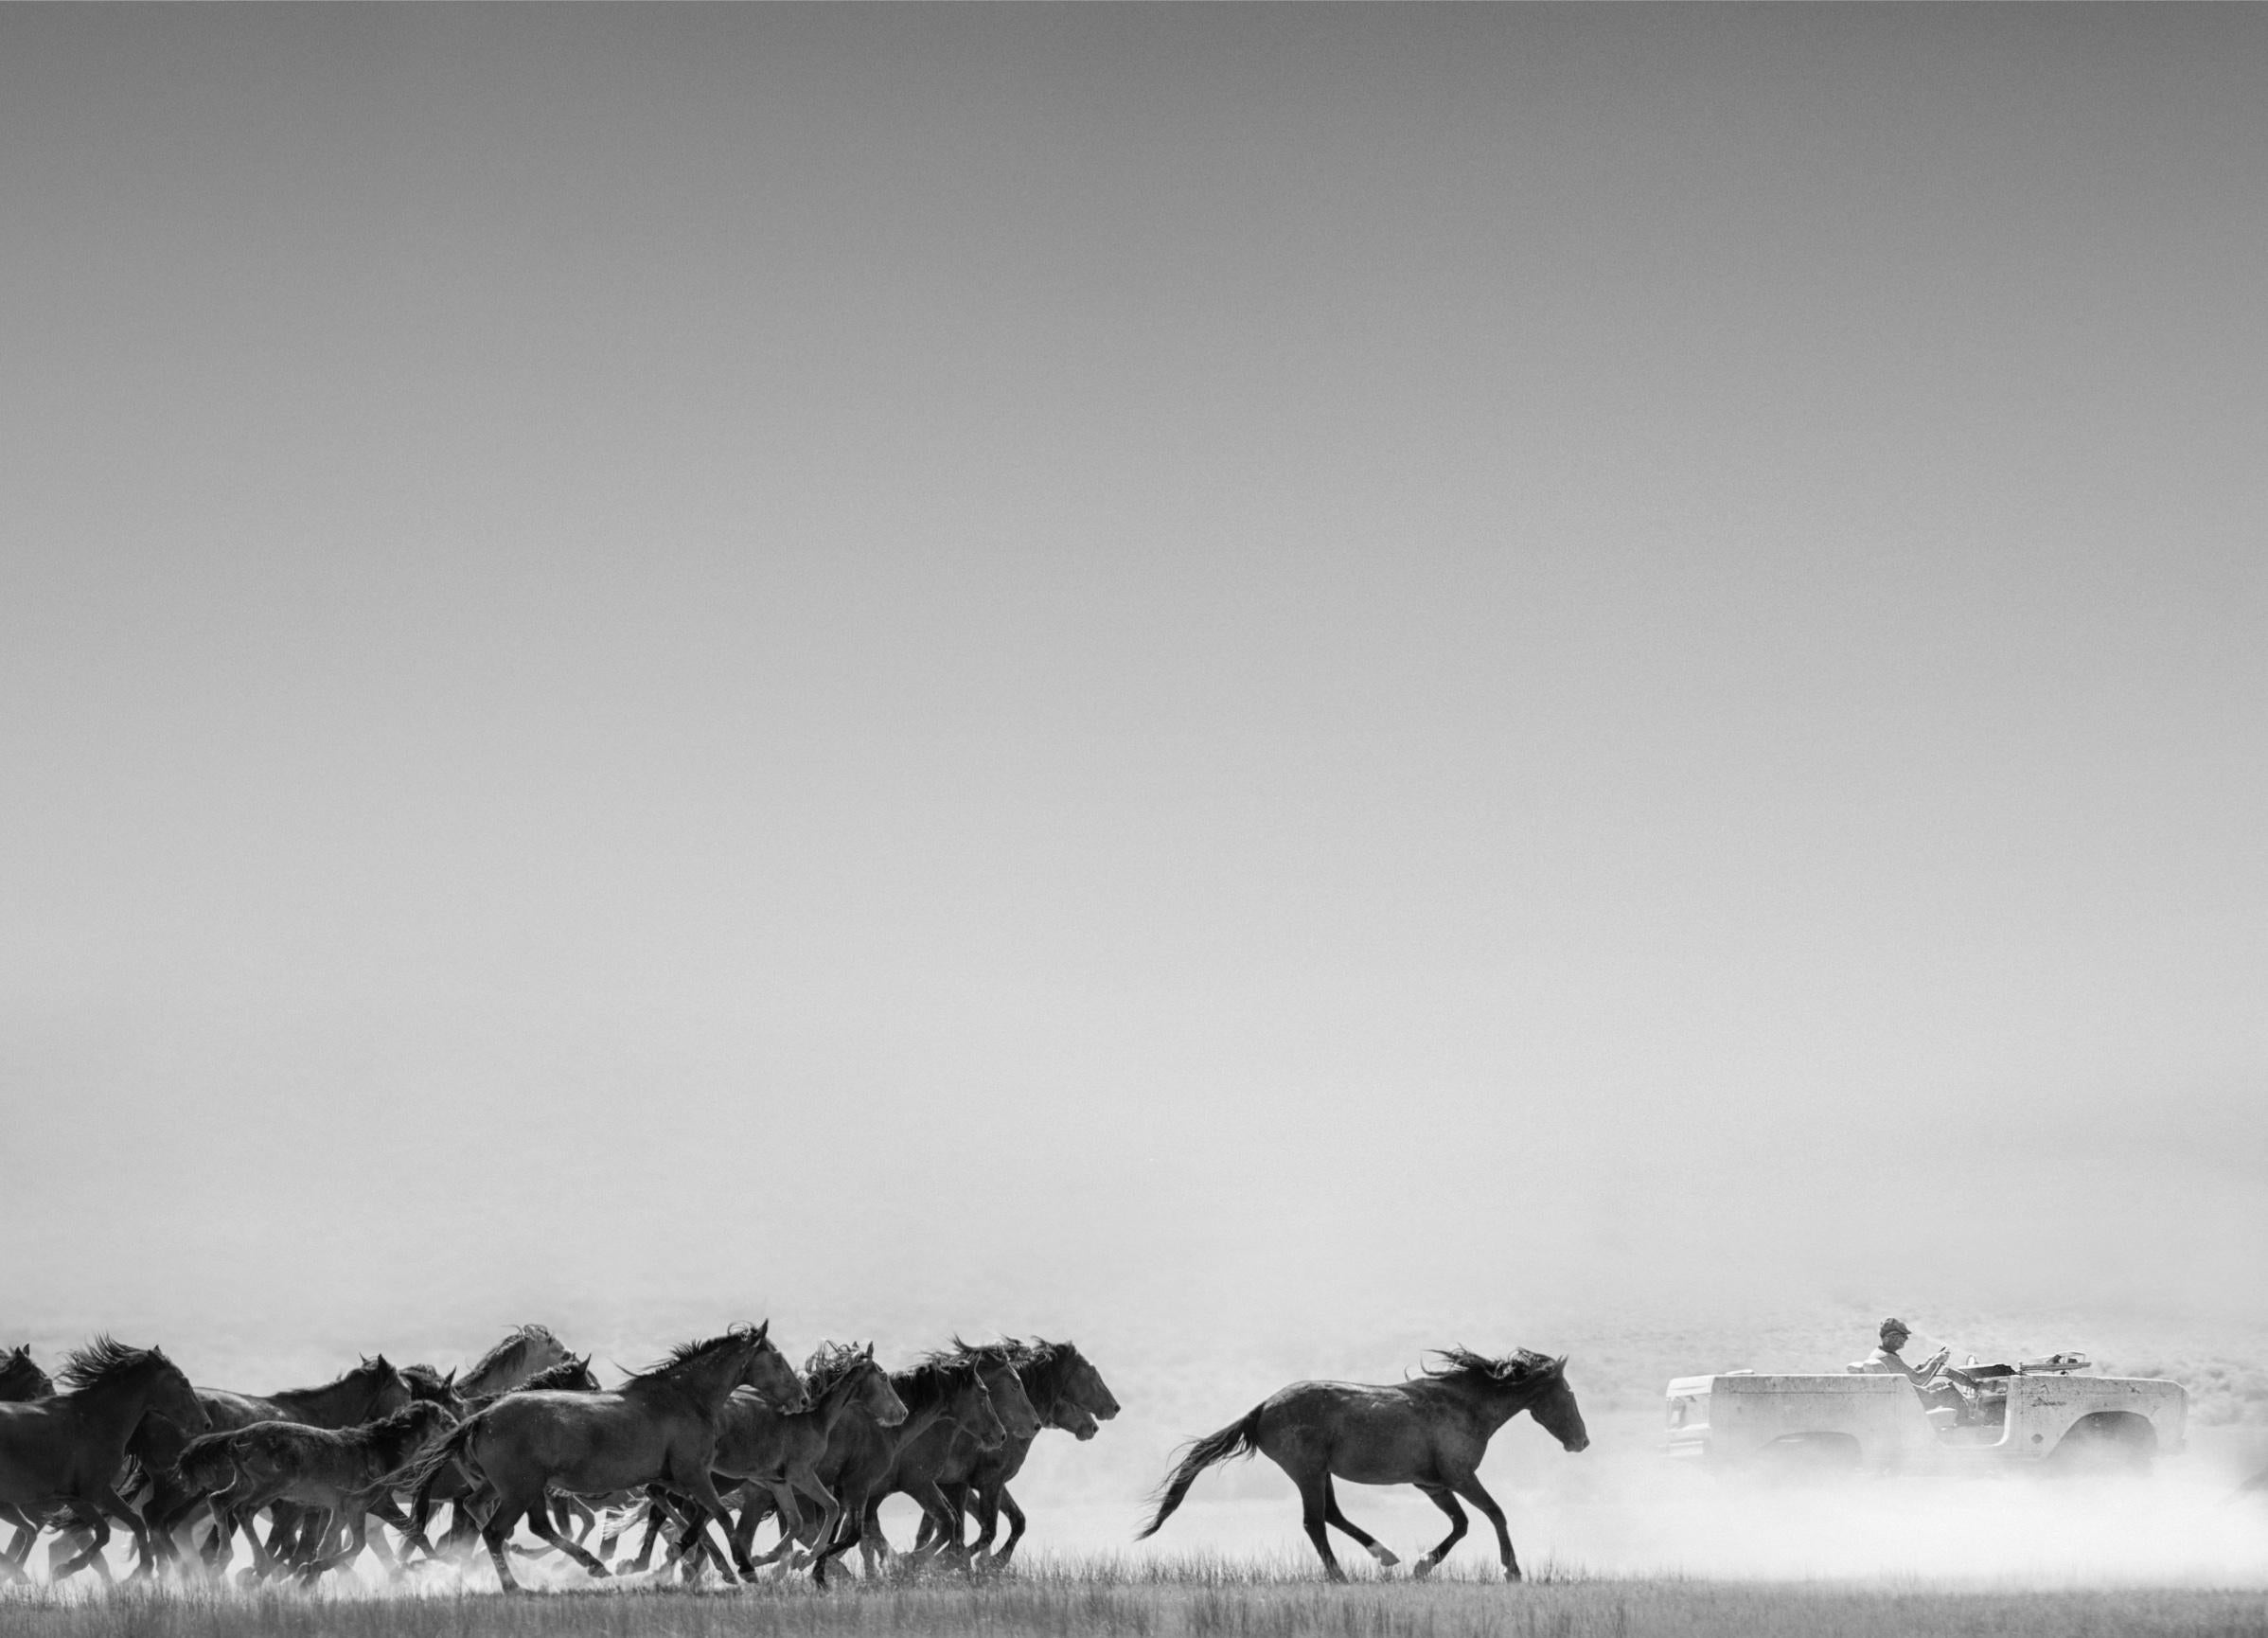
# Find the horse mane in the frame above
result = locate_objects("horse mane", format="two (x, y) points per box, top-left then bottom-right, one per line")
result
(1012, 1338), (1076, 1406)
(328, 1355), (398, 1389)
(400, 1363), (455, 1398)
(803, 1342), (872, 1401)
(463, 1325), (562, 1387)
(519, 1357), (596, 1393)
(949, 1336), (1024, 1373)
(337, 1400), (452, 1449)
(893, 1349), (983, 1415)
(60, 1336), (166, 1395)
(1422, 1346), (1560, 1387)
(628, 1324), (764, 1386)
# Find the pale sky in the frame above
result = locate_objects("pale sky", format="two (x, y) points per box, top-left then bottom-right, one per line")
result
(2, 9), (2262, 1382)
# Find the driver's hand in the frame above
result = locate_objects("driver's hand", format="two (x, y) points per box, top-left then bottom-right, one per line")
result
(1920, 1346), (1950, 1378)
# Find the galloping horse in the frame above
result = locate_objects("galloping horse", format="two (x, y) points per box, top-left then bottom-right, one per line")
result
(0, 1339), (208, 1582)
(798, 1349), (1006, 1584)
(618, 1341), (910, 1579)
(406, 1356), (606, 1562)
(861, 1340), (1039, 1568)
(1140, 1347), (1587, 1582)
(167, 1354), (411, 1576)
(916, 1337), (1121, 1566)
(177, 1400), (457, 1583)
(0, 1346), (59, 1569)
(402, 1323), (804, 1592)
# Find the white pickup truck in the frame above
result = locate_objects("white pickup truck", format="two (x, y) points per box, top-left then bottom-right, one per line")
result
(1663, 1353), (2186, 1473)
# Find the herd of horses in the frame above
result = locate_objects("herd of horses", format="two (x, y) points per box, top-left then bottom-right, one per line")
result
(0, 1324), (1587, 1591)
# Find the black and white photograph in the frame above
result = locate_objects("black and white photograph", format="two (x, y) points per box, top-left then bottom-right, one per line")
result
(2, 6), (2263, 1635)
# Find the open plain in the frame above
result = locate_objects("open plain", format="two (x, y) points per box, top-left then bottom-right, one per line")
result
(7, 1565), (2268, 1638)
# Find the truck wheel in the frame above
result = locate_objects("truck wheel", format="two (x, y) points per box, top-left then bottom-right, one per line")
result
(2045, 1413), (2156, 1476)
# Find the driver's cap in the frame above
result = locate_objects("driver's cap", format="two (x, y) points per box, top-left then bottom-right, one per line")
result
(1880, 1317), (1910, 1342)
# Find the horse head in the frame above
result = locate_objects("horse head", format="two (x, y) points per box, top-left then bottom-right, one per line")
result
(853, 1345), (909, 1427)
(1523, 1355), (1588, 1453)
(953, 1366), (1008, 1453)
(1057, 1341), (1121, 1422)
(402, 1362), (469, 1415)
(1052, 1399), (1101, 1442)
(737, 1322), (811, 1414)
(146, 1348), (211, 1434)
(958, 1341), (1042, 1443)
(354, 1353), (413, 1419)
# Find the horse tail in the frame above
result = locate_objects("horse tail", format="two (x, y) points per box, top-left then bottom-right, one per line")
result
(396, 1409), (487, 1536)
(1136, 1404), (1264, 1539)
(173, 1429), (242, 1496)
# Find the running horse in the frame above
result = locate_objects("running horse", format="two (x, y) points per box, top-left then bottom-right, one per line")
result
(401, 1322), (805, 1592)
(176, 1400), (457, 1583)
(859, 1339), (1039, 1569)
(0, 1338), (209, 1583)
(1140, 1347), (1587, 1582)
(0, 1347), (58, 1570)
(915, 1337), (1120, 1567)
(157, 1353), (411, 1577)
(795, 1347), (1007, 1584)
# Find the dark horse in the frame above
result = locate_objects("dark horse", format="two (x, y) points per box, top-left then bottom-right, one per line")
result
(1140, 1347), (1587, 1582)
(859, 1339), (1038, 1569)
(401, 1323), (805, 1592)
(0, 1348), (53, 1404)
(177, 1400), (457, 1583)
(0, 1339), (209, 1582)
(168, 1353), (411, 1577)
(913, 1337), (1120, 1567)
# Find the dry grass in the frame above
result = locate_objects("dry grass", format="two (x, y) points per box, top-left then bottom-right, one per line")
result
(4, 1561), (2265, 1638)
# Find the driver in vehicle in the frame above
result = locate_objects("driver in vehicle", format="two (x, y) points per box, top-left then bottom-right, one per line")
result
(1856, 1318), (1949, 1383)
(1853, 1318), (1969, 1420)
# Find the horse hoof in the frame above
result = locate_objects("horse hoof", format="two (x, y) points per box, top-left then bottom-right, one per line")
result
(1410, 1559), (1435, 1581)
(1368, 1546), (1400, 1569)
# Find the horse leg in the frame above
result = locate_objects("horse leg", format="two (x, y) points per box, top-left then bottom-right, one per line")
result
(667, 1504), (734, 1585)
(966, 1485), (1001, 1564)
(202, 1496), (237, 1574)
(1290, 1470), (1344, 1582)
(1321, 1477), (1399, 1570)
(622, 1489), (673, 1574)
(0, 1505), (40, 1582)
(907, 1481), (968, 1567)
(939, 1482), (975, 1563)
(857, 1492), (889, 1576)
(991, 1487), (1029, 1566)
(481, 1501), (529, 1593)
(522, 1494), (612, 1579)
(292, 1507), (341, 1580)
(1411, 1485), (1467, 1578)
(258, 1502), (300, 1572)
(50, 1502), (115, 1584)
(1449, 1473), (1520, 1582)
(300, 1508), (360, 1584)
(363, 1496), (418, 1576)
(808, 1485), (871, 1587)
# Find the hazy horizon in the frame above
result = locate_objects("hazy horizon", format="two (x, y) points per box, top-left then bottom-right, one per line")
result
(3, 3), (2262, 1469)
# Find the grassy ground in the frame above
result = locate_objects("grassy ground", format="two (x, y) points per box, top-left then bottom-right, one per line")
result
(4, 1561), (2266, 1638)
